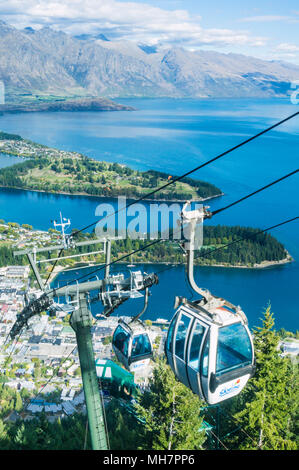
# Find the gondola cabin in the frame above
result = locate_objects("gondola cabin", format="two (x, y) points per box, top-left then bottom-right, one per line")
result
(165, 296), (255, 405)
(112, 319), (153, 371)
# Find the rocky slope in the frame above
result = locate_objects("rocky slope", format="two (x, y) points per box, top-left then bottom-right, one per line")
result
(0, 20), (299, 100)
(0, 97), (134, 113)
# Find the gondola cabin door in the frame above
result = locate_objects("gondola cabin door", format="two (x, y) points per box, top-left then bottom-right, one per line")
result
(206, 320), (254, 404)
(166, 307), (209, 399)
(166, 304), (254, 405)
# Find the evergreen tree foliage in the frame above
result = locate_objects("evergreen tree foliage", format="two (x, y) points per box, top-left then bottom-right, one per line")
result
(227, 305), (298, 450)
(105, 398), (145, 450)
(135, 358), (206, 450)
(0, 156), (221, 200)
(0, 412), (89, 450)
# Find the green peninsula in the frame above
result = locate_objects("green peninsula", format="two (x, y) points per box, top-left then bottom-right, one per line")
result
(0, 131), (222, 201)
(0, 221), (291, 272)
(0, 97), (134, 114)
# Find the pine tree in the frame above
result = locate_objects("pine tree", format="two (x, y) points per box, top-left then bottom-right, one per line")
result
(14, 392), (23, 412)
(135, 358), (206, 450)
(0, 419), (8, 449)
(105, 399), (144, 450)
(230, 305), (297, 450)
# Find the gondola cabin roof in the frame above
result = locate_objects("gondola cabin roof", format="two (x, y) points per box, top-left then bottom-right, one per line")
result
(116, 319), (151, 335)
(175, 296), (247, 328)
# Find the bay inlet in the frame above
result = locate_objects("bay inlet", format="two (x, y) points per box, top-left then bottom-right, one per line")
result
(0, 97), (298, 331)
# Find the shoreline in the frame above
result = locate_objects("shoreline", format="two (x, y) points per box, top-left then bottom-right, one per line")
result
(0, 97), (135, 114)
(50, 255), (293, 284)
(0, 183), (224, 204)
(195, 255), (293, 270)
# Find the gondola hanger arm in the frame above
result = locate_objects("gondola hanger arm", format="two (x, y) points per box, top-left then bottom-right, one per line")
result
(180, 201), (213, 301)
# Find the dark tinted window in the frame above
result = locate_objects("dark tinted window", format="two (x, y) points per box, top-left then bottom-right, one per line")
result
(113, 325), (130, 357)
(201, 334), (210, 377)
(175, 314), (191, 360)
(131, 333), (152, 358)
(188, 321), (206, 371)
(216, 323), (252, 376)
(166, 314), (177, 353)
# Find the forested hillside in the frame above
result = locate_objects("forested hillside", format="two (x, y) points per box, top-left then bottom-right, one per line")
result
(120, 225), (289, 267)
(0, 222), (289, 270)
(0, 154), (221, 201)
(0, 308), (297, 450)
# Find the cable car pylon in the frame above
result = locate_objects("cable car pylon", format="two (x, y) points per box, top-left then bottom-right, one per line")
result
(165, 201), (255, 405)
(9, 213), (159, 450)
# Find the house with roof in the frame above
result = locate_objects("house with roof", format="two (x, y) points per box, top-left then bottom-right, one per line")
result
(280, 338), (299, 357)
(62, 401), (76, 416)
(4, 410), (21, 423)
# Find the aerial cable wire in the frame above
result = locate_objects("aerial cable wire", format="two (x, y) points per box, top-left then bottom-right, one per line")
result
(52, 210), (298, 292)
(156, 216), (299, 276)
(14, 217), (297, 424)
(50, 171), (299, 290)
(211, 169), (298, 217)
(45, 247), (64, 285)
(2, 327), (24, 361)
(217, 405), (261, 449)
(207, 426), (230, 450)
(22, 344), (78, 413)
(203, 405), (258, 450)
(6, 113), (297, 449)
(70, 111), (299, 237)
(6, 117), (297, 339)
(203, 406), (255, 450)
(42, 111), (299, 278)
(6, 223), (298, 447)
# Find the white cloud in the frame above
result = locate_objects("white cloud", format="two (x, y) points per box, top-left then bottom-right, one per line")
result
(239, 15), (292, 23)
(272, 43), (299, 63)
(239, 14), (299, 24)
(0, 0), (268, 48)
(276, 43), (299, 52)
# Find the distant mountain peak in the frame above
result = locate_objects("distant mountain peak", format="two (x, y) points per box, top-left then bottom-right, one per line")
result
(74, 32), (109, 42)
(0, 20), (14, 32)
(0, 21), (298, 100)
(96, 33), (109, 42)
(23, 26), (35, 34)
(138, 44), (158, 55)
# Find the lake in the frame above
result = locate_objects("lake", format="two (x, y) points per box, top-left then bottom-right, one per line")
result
(0, 98), (298, 331)
(0, 153), (24, 168)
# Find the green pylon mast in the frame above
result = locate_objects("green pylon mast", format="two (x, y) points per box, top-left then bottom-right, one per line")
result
(70, 293), (108, 450)
(12, 223), (158, 450)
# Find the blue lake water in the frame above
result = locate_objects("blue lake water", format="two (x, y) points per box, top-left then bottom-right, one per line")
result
(0, 98), (298, 331)
(0, 153), (23, 168)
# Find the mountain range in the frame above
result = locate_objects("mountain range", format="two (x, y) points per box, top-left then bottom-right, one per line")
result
(1, 20), (299, 102)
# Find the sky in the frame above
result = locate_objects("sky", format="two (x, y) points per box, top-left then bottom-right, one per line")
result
(1, 0), (299, 64)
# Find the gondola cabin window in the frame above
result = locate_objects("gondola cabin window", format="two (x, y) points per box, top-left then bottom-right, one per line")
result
(175, 314), (191, 359)
(113, 325), (130, 357)
(201, 334), (210, 377)
(131, 333), (152, 359)
(188, 321), (206, 371)
(166, 315), (177, 352)
(216, 323), (253, 376)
